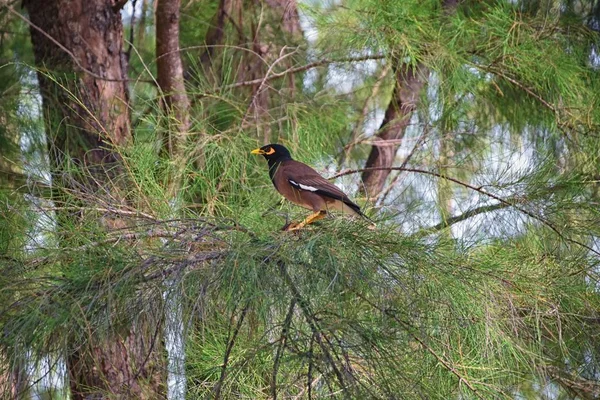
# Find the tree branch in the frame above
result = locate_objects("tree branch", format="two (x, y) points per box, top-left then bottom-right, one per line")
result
(411, 202), (511, 237)
(546, 365), (600, 399)
(339, 63), (391, 166)
(356, 293), (485, 399)
(191, 53), (386, 101)
(276, 261), (351, 399)
(213, 302), (250, 400)
(378, 123), (431, 203)
(331, 166), (600, 256)
(271, 299), (296, 400)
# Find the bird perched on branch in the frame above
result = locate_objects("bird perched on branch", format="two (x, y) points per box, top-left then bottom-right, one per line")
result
(251, 144), (373, 231)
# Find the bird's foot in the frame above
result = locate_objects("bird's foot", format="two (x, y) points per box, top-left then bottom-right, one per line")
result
(282, 221), (303, 231)
(282, 211), (326, 232)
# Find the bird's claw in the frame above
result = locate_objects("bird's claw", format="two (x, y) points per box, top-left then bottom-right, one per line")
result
(282, 221), (306, 231)
(282, 222), (300, 231)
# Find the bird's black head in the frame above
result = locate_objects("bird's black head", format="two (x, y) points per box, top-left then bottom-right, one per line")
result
(251, 144), (293, 162)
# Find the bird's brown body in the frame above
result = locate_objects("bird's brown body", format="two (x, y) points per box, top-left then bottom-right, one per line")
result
(252, 144), (369, 230)
(271, 160), (361, 216)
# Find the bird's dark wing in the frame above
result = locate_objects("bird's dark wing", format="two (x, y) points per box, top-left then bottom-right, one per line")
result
(283, 160), (362, 214)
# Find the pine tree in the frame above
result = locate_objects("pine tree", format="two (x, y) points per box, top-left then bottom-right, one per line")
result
(1, 0), (600, 398)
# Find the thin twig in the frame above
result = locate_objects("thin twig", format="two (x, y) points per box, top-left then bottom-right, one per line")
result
(143, 252), (225, 281)
(213, 302), (250, 400)
(473, 62), (589, 137)
(545, 365), (600, 398)
(276, 261), (351, 399)
(292, 374), (321, 400)
(240, 46), (297, 129)
(331, 166), (600, 257)
(411, 202), (512, 237)
(378, 123), (431, 203)
(192, 53), (387, 101)
(271, 299), (297, 400)
(37, 206), (156, 221)
(475, 63), (559, 117)
(229, 54), (385, 90)
(357, 293), (484, 399)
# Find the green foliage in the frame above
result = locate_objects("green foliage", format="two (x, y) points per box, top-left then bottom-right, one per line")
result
(2, 0), (600, 399)
(6, 212), (590, 399)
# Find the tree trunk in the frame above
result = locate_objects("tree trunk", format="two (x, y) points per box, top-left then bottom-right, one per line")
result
(437, 129), (454, 238)
(359, 62), (425, 199)
(359, 0), (458, 200)
(156, 0), (190, 158)
(0, 354), (27, 399)
(22, 0), (165, 398)
(200, 0), (303, 144)
(23, 0), (130, 172)
(67, 327), (165, 400)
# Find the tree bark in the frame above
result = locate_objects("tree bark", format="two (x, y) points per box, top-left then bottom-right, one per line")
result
(359, 0), (459, 200)
(156, 0), (190, 157)
(359, 62), (425, 199)
(242, 0), (302, 144)
(199, 0), (303, 144)
(67, 326), (165, 400)
(0, 354), (27, 399)
(22, 0), (166, 398)
(23, 0), (130, 172)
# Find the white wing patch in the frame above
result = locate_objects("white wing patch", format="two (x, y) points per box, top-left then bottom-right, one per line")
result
(289, 179), (318, 192)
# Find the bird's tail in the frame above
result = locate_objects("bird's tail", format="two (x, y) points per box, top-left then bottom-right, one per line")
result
(358, 210), (377, 229)
(344, 200), (376, 228)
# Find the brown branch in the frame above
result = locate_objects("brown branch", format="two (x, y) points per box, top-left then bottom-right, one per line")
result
(229, 54), (385, 89)
(358, 61), (426, 199)
(292, 374), (321, 400)
(142, 251), (224, 281)
(412, 202), (512, 237)
(277, 261), (351, 399)
(0, 0), (20, 9)
(192, 54), (386, 101)
(356, 293), (484, 398)
(473, 62), (591, 137)
(213, 302), (250, 400)
(475, 63), (559, 116)
(37, 206), (156, 221)
(271, 299), (297, 400)
(546, 365), (600, 399)
(378, 123), (431, 203)
(331, 166), (600, 257)
(240, 46), (297, 131)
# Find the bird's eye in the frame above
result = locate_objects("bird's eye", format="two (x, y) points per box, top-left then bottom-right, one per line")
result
(265, 147), (276, 155)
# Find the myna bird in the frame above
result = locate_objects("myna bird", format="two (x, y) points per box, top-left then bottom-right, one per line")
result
(251, 144), (372, 231)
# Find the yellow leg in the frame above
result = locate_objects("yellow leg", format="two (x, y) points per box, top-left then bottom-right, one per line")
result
(285, 210), (326, 231)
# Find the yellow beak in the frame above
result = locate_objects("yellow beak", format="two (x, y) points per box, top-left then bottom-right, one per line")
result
(251, 148), (264, 155)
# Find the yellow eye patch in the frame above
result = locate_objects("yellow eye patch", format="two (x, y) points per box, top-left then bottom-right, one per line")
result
(265, 147), (276, 155)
